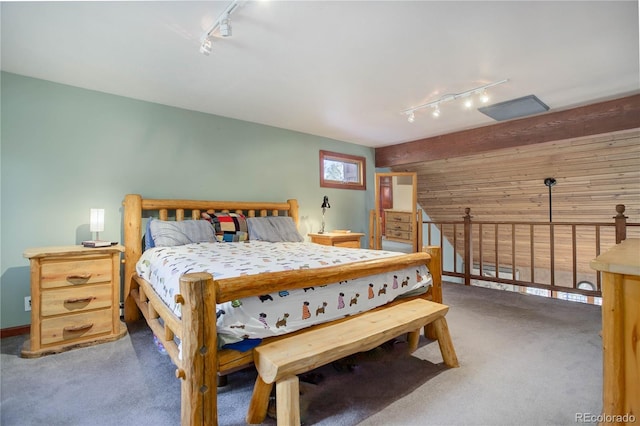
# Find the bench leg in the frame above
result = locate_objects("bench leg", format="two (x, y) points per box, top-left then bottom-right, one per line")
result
(424, 323), (436, 340)
(407, 329), (420, 353)
(432, 317), (459, 368)
(246, 375), (274, 424)
(276, 376), (301, 426)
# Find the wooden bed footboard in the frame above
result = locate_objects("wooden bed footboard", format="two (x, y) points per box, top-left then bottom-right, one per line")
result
(122, 194), (442, 425)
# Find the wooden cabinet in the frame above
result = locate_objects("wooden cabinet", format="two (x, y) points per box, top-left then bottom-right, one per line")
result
(384, 210), (414, 243)
(308, 232), (364, 248)
(590, 238), (640, 424)
(373, 172), (420, 252)
(21, 245), (127, 358)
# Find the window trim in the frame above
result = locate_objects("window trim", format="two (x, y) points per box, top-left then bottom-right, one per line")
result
(319, 150), (366, 190)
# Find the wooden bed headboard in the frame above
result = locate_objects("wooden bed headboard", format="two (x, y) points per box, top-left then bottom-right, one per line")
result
(122, 194), (299, 321)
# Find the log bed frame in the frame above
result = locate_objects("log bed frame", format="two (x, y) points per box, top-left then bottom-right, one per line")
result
(122, 194), (442, 425)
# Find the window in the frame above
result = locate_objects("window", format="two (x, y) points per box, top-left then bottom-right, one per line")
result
(556, 292), (589, 304)
(525, 287), (551, 298)
(319, 150), (366, 190)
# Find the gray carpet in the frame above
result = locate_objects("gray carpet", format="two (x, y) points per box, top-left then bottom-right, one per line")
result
(1, 282), (602, 425)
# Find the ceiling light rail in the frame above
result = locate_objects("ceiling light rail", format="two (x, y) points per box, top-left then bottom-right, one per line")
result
(402, 79), (509, 122)
(199, 0), (246, 55)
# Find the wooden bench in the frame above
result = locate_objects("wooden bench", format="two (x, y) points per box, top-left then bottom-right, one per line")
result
(246, 298), (459, 425)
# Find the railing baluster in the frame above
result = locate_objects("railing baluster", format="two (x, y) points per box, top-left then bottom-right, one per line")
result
(494, 224), (499, 276)
(549, 223), (555, 288)
(463, 209), (472, 286)
(478, 223), (483, 277)
(450, 223), (458, 273)
(440, 224), (445, 275)
(530, 224), (535, 284)
(572, 225), (577, 289)
(595, 225), (602, 292)
(511, 224), (516, 280)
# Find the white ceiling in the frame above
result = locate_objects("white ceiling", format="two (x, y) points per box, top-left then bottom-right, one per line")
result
(2, 1), (638, 148)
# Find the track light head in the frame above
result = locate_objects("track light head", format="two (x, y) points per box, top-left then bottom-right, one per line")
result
(199, 36), (213, 55)
(407, 112), (415, 123)
(479, 90), (490, 103)
(220, 14), (232, 37)
(432, 106), (441, 117)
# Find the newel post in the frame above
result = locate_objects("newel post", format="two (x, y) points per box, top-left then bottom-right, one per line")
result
(463, 208), (472, 286)
(614, 204), (627, 244)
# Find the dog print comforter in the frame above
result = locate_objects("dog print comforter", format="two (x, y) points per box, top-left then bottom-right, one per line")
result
(136, 241), (431, 346)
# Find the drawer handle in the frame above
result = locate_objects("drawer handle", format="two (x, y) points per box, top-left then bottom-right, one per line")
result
(63, 323), (94, 333)
(394, 225), (402, 229)
(65, 296), (96, 304)
(67, 274), (92, 281)
(392, 217), (402, 221)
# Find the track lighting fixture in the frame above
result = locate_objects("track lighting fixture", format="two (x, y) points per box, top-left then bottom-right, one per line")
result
(401, 79), (509, 122)
(199, 0), (243, 55)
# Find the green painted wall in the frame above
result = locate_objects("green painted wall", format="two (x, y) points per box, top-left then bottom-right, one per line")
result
(0, 72), (375, 329)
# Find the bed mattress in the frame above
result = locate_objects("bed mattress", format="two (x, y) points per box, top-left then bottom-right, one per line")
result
(136, 241), (431, 345)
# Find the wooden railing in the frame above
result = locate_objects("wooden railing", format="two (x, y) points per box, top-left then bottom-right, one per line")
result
(423, 204), (639, 299)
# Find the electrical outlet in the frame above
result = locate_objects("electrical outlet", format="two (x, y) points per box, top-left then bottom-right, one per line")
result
(24, 296), (31, 311)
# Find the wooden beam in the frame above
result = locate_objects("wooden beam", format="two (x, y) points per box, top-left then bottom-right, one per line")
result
(375, 94), (640, 168)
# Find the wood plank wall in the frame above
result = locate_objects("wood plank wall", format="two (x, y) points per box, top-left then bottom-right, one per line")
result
(409, 130), (639, 224)
(377, 95), (640, 287)
(409, 130), (640, 283)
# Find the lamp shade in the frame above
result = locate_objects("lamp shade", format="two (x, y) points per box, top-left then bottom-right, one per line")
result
(321, 196), (330, 209)
(90, 208), (105, 233)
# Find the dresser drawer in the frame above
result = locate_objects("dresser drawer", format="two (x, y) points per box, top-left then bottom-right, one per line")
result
(333, 240), (360, 248)
(386, 222), (412, 232)
(40, 283), (113, 317)
(41, 258), (113, 289)
(386, 230), (412, 241)
(386, 211), (412, 223)
(40, 309), (113, 346)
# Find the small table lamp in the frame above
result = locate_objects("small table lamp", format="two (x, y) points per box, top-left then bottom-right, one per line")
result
(83, 208), (110, 247)
(90, 208), (105, 240)
(319, 196), (330, 234)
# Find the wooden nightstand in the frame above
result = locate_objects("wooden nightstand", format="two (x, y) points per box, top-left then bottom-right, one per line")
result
(21, 245), (127, 358)
(308, 232), (365, 248)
